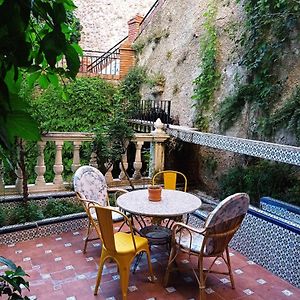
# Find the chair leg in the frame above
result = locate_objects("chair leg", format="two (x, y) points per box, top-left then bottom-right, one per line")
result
(83, 221), (92, 253)
(94, 254), (106, 295)
(118, 263), (130, 300)
(199, 256), (206, 300)
(225, 247), (235, 289)
(163, 245), (177, 287)
(145, 249), (154, 282)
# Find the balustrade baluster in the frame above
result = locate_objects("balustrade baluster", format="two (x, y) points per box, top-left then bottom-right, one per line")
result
(105, 162), (114, 184)
(119, 152), (129, 180)
(35, 141), (46, 187)
(71, 141), (82, 172)
(53, 141), (64, 186)
(133, 141), (144, 179)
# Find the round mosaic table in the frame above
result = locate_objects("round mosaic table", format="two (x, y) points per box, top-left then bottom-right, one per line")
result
(117, 189), (202, 248)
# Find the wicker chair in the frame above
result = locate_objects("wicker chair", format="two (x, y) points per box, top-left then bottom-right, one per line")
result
(73, 165), (128, 253)
(164, 193), (250, 300)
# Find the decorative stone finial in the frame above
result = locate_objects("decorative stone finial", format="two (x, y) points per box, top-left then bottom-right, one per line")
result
(152, 118), (164, 134)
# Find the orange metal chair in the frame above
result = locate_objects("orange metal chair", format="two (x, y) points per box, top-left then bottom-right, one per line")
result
(89, 205), (154, 300)
(152, 170), (187, 192)
(164, 193), (250, 300)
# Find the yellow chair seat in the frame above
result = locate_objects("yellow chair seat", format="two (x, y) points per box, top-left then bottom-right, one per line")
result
(114, 232), (149, 254)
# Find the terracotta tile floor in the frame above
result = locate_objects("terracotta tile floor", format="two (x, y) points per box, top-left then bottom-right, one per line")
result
(1, 228), (299, 300)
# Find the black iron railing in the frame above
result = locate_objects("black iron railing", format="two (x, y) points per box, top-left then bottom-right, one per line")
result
(131, 99), (172, 126)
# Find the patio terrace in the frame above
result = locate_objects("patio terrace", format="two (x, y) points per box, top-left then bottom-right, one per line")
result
(1, 223), (300, 300)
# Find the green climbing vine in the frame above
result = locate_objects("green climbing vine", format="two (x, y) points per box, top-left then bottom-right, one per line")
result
(219, 0), (300, 139)
(192, 1), (220, 131)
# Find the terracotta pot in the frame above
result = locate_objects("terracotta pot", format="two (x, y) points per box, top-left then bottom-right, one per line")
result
(148, 185), (162, 202)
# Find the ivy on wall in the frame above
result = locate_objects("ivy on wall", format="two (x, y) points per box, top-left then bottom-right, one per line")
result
(219, 0), (300, 141)
(192, 1), (220, 131)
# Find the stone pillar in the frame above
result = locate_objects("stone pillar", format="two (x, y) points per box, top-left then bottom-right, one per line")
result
(35, 141), (46, 187)
(89, 151), (98, 168)
(119, 153), (128, 180)
(105, 162), (114, 184)
(0, 160), (4, 194)
(71, 141), (82, 172)
(133, 141), (144, 179)
(53, 140), (64, 185)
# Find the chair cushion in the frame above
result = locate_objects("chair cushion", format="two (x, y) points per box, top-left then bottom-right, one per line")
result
(114, 232), (148, 254)
(91, 207), (124, 223)
(176, 231), (204, 254)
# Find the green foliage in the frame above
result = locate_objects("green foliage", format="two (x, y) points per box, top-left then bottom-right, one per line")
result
(28, 77), (116, 132)
(192, 1), (220, 131)
(43, 199), (83, 218)
(0, 0), (82, 152)
(11, 202), (44, 224)
(219, 0), (300, 137)
(147, 73), (166, 88)
(219, 160), (300, 206)
(0, 256), (30, 300)
(268, 86), (300, 142)
(132, 41), (146, 54)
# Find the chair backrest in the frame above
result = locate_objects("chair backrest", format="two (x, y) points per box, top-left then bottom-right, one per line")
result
(90, 205), (135, 252)
(152, 170), (187, 192)
(202, 193), (250, 256)
(73, 166), (108, 206)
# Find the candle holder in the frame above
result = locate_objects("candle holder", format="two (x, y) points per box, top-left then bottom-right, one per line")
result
(148, 185), (162, 201)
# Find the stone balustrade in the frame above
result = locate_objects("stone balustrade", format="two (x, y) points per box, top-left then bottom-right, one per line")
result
(0, 122), (169, 196)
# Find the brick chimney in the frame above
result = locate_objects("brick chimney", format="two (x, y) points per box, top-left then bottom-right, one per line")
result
(127, 14), (143, 44)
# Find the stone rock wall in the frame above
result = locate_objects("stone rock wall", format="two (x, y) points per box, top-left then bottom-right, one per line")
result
(74, 0), (155, 51)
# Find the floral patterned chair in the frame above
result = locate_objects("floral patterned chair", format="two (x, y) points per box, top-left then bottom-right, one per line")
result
(164, 192), (250, 300)
(73, 165), (128, 253)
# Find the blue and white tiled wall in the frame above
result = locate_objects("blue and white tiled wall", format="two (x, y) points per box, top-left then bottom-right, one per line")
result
(230, 207), (300, 288)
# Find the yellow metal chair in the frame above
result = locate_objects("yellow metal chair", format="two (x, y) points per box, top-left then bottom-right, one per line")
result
(73, 165), (128, 253)
(89, 205), (154, 300)
(152, 170), (187, 192)
(164, 193), (250, 300)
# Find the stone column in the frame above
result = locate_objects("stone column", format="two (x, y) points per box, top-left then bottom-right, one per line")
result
(53, 140), (64, 185)
(105, 162), (114, 184)
(0, 160), (4, 194)
(119, 153), (128, 180)
(35, 141), (46, 187)
(133, 141), (144, 179)
(71, 141), (82, 172)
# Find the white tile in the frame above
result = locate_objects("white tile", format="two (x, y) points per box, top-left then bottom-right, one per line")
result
(36, 243), (43, 248)
(73, 232), (80, 235)
(45, 250), (52, 254)
(234, 269), (244, 275)
(64, 243), (72, 247)
(215, 260), (222, 265)
(220, 278), (230, 284)
(145, 298), (155, 300)
(55, 237), (62, 241)
(23, 257), (31, 262)
(112, 275), (120, 280)
(32, 265), (40, 270)
(243, 289), (254, 295)
(76, 274), (86, 280)
(93, 243), (101, 247)
(229, 252), (235, 256)
(165, 286), (176, 293)
(148, 275), (157, 282)
(205, 288), (215, 294)
(53, 284), (62, 290)
(181, 259), (189, 264)
(257, 278), (267, 285)
(128, 285), (138, 292)
(8, 244), (15, 247)
(41, 274), (51, 279)
(282, 290), (293, 296)
(86, 257), (94, 262)
(75, 249), (82, 254)
(15, 250), (22, 254)
(54, 257), (62, 262)
(105, 297), (116, 300)
(65, 265), (74, 270)
(247, 260), (256, 265)
(28, 296), (37, 300)
(0, 265), (8, 270)
(66, 297), (76, 300)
